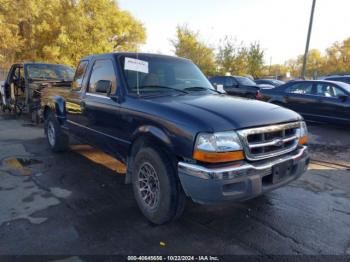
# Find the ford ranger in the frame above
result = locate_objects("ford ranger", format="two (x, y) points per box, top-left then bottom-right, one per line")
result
(41, 53), (309, 224)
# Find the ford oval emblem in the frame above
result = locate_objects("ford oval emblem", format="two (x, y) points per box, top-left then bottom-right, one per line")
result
(274, 139), (284, 147)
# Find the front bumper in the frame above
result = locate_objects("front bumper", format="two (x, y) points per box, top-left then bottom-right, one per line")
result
(178, 146), (309, 204)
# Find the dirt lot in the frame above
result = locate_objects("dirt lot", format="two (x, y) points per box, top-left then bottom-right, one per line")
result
(0, 114), (349, 259)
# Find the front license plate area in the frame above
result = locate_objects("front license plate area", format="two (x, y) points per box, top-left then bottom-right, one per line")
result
(272, 160), (293, 184)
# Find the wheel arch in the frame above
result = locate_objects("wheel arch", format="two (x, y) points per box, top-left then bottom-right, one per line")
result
(125, 126), (177, 184)
(43, 96), (66, 125)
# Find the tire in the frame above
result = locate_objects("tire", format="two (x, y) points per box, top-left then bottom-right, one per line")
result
(45, 111), (69, 152)
(132, 146), (186, 225)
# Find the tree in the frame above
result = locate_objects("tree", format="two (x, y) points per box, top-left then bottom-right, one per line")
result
(216, 36), (248, 76)
(262, 64), (288, 79)
(172, 25), (216, 75)
(246, 42), (264, 78)
(323, 38), (350, 75)
(0, 0), (146, 67)
(216, 37), (264, 78)
(285, 58), (301, 78)
(305, 49), (324, 78)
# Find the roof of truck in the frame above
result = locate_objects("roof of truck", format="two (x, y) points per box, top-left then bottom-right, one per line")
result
(81, 52), (190, 62)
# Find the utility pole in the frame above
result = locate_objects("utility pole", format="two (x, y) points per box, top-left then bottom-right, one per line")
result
(301, 0), (316, 79)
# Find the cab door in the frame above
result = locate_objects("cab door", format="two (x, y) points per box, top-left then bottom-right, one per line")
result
(283, 82), (317, 116)
(65, 60), (90, 139)
(314, 82), (350, 124)
(79, 58), (127, 160)
(222, 77), (243, 96)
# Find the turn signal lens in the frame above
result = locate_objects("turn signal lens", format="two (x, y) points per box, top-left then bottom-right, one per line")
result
(299, 135), (308, 145)
(193, 150), (244, 163)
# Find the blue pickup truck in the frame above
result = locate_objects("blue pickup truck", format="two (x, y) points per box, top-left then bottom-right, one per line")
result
(41, 53), (309, 224)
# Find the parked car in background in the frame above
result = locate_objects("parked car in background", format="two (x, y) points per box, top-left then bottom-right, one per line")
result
(322, 75), (350, 85)
(41, 53), (309, 224)
(209, 75), (273, 99)
(259, 80), (350, 125)
(0, 63), (74, 121)
(255, 79), (285, 87)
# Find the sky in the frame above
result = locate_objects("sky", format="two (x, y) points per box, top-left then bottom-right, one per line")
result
(118, 0), (350, 65)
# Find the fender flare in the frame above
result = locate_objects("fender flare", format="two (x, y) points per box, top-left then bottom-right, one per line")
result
(43, 96), (66, 125)
(125, 125), (175, 184)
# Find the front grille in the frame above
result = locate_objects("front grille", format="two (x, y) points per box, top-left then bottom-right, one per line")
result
(237, 122), (301, 161)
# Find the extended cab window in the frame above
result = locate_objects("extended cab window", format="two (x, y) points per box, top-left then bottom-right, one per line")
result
(88, 60), (116, 95)
(72, 61), (88, 91)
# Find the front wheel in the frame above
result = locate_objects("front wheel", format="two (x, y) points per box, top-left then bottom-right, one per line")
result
(45, 112), (69, 152)
(132, 147), (186, 225)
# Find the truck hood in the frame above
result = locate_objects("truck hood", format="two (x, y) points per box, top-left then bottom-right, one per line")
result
(141, 93), (302, 132)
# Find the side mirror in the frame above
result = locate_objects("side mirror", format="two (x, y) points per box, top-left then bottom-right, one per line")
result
(95, 80), (112, 95)
(338, 94), (348, 102)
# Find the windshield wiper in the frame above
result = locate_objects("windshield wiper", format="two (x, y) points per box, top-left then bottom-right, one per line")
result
(131, 85), (188, 94)
(184, 86), (222, 94)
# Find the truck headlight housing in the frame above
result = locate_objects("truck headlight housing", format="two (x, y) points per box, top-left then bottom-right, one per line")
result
(297, 121), (308, 145)
(193, 131), (244, 163)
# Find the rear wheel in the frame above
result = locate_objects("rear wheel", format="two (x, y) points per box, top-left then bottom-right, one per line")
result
(132, 146), (186, 225)
(45, 111), (69, 152)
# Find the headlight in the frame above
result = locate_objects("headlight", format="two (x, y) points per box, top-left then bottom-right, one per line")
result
(193, 131), (244, 163)
(297, 121), (308, 145)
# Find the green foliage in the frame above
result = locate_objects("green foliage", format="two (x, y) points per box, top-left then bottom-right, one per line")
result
(282, 39), (350, 79)
(216, 36), (247, 76)
(247, 42), (264, 78)
(172, 25), (216, 76)
(323, 39), (350, 75)
(0, 0), (146, 67)
(216, 37), (264, 78)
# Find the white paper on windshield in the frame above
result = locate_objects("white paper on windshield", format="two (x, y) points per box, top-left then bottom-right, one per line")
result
(124, 57), (149, 74)
(216, 84), (225, 93)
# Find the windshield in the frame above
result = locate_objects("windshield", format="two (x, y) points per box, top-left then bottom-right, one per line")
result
(119, 55), (215, 94)
(333, 81), (350, 94)
(27, 64), (75, 81)
(235, 76), (256, 86)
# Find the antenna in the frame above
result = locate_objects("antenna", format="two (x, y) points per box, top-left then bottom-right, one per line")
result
(136, 48), (140, 96)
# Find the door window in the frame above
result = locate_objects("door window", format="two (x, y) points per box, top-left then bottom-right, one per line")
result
(287, 83), (313, 95)
(210, 77), (224, 86)
(88, 60), (116, 95)
(72, 61), (88, 91)
(316, 83), (346, 97)
(224, 77), (234, 87)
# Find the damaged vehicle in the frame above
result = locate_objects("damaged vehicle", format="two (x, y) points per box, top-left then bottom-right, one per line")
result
(0, 63), (74, 121)
(41, 53), (310, 224)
